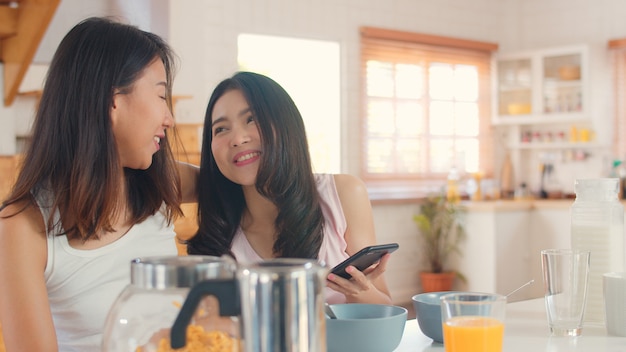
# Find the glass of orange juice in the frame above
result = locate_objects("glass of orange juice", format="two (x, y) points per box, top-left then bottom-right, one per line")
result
(440, 292), (506, 352)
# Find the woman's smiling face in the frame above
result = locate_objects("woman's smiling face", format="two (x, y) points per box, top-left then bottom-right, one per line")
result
(210, 89), (262, 186)
(110, 59), (173, 170)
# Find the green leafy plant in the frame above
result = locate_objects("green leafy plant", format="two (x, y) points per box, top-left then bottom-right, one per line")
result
(413, 194), (467, 276)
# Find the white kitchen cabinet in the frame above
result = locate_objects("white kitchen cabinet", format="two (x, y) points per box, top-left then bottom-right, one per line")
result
(457, 201), (574, 302)
(528, 204), (573, 298)
(492, 45), (607, 194)
(493, 44), (589, 126)
(455, 202), (534, 302)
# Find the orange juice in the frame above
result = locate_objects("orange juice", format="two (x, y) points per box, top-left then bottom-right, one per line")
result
(443, 316), (504, 352)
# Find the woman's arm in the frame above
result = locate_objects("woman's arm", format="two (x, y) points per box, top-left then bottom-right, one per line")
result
(177, 161), (199, 203)
(0, 202), (58, 352)
(326, 174), (393, 305)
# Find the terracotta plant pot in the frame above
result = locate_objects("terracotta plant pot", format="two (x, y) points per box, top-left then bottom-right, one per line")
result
(420, 271), (456, 292)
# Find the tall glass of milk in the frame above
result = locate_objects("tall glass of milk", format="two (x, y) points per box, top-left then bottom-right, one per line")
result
(571, 178), (625, 324)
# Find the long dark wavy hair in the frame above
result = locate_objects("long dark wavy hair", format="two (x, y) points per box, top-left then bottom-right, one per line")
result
(0, 17), (183, 240)
(187, 72), (324, 259)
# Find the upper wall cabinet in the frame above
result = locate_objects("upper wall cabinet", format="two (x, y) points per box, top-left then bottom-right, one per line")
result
(493, 45), (588, 125)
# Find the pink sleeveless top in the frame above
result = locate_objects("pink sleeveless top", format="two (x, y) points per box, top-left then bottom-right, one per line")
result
(231, 174), (350, 303)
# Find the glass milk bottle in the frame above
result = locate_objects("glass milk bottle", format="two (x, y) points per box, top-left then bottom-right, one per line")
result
(571, 178), (625, 323)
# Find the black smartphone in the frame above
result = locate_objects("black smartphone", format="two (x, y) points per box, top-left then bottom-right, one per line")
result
(330, 243), (399, 279)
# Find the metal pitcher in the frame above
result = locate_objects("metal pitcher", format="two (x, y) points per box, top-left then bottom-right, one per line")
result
(171, 258), (328, 352)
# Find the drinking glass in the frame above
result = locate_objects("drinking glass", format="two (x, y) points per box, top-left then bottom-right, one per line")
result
(541, 249), (590, 337)
(440, 292), (506, 352)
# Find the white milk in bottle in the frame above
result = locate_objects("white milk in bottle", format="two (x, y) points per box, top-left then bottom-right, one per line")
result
(571, 178), (625, 323)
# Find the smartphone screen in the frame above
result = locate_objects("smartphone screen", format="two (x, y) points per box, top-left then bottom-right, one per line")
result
(330, 243), (399, 279)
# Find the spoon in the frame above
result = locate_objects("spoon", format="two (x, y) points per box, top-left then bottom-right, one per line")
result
(505, 279), (534, 298)
(325, 302), (338, 319)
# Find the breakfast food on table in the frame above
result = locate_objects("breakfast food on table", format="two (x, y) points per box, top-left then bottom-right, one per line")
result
(135, 324), (240, 352)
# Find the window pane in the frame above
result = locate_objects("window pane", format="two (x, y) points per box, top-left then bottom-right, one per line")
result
(397, 138), (422, 173)
(367, 61), (394, 98)
(429, 63), (454, 100)
(455, 102), (479, 136)
(454, 65), (479, 101)
(430, 101), (454, 135)
(367, 138), (393, 173)
(396, 101), (423, 136)
(367, 99), (395, 136)
(396, 64), (424, 99)
(430, 139), (454, 173)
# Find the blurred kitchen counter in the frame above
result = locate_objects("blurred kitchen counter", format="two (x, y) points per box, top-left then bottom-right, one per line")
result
(464, 198), (626, 212)
(462, 199), (574, 212)
(461, 197), (626, 299)
(456, 198), (576, 302)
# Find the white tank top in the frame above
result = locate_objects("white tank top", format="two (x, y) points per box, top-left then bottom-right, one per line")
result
(36, 191), (177, 352)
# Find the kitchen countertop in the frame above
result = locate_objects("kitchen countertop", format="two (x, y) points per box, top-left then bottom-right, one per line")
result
(462, 199), (574, 211)
(394, 298), (626, 351)
(463, 198), (626, 212)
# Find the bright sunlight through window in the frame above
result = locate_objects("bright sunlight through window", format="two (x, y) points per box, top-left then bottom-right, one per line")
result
(365, 61), (481, 176)
(237, 34), (341, 173)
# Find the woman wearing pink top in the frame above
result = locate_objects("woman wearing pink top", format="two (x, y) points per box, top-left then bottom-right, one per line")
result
(186, 71), (392, 304)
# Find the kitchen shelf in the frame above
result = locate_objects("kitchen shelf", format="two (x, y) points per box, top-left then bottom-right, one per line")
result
(543, 79), (582, 88)
(509, 142), (606, 150)
(492, 113), (587, 126)
(498, 85), (532, 92)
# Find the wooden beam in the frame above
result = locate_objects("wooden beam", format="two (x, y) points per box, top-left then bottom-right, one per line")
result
(1, 0), (60, 106)
(608, 38), (626, 49)
(0, 6), (18, 39)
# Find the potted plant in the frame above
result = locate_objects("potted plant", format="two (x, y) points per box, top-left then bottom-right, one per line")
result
(413, 193), (467, 292)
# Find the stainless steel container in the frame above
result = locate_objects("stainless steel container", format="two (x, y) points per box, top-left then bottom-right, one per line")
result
(171, 258), (328, 352)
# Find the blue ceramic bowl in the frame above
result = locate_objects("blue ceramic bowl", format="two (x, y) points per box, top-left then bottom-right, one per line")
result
(326, 303), (407, 352)
(412, 291), (460, 343)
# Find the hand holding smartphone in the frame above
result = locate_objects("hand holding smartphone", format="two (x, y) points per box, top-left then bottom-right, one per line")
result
(330, 243), (399, 279)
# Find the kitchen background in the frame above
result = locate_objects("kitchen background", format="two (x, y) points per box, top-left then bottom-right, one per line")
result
(1, 0), (625, 305)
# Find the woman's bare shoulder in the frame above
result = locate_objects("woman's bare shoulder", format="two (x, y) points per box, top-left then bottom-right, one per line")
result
(332, 174), (368, 197)
(0, 201), (54, 350)
(0, 200), (47, 248)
